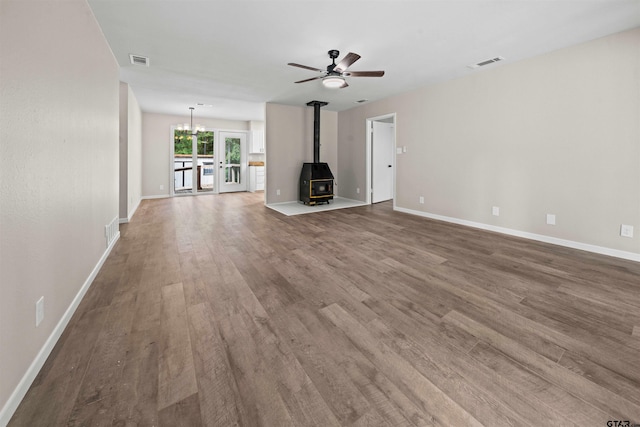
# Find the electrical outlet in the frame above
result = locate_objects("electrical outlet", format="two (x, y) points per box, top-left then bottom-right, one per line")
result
(403, 146), (407, 153)
(620, 224), (634, 238)
(492, 206), (500, 216)
(356, 188), (360, 194)
(396, 147), (402, 154)
(546, 214), (556, 225)
(159, 184), (164, 190)
(276, 189), (280, 196)
(36, 296), (44, 327)
(419, 196), (424, 204)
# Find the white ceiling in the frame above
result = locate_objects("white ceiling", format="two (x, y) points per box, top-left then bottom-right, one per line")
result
(87, 0), (640, 121)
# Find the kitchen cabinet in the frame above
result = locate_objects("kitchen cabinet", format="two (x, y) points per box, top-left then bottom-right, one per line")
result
(250, 130), (265, 154)
(249, 165), (264, 192)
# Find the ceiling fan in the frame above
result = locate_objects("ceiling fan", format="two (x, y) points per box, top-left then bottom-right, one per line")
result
(288, 50), (385, 88)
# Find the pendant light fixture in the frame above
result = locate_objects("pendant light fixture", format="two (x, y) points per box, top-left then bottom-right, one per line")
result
(176, 107), (205, 134)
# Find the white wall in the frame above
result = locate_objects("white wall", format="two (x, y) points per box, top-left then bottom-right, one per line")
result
(338, 28), (640, 258)
(0, 0), (120, 422)
(141, 112), (249, 198)
(119, 83), (142, 221)
(320, 111), (338, 194)
(265, 103), (338, 204)
(127, 86), (142, 220)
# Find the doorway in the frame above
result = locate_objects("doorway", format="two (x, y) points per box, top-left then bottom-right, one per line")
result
(366, 113), (396, 205)
(171, 129), (247, 195)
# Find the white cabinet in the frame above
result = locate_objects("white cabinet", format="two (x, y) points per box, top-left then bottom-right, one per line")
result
(250, 130), (265, 154)
(249, 166), (265, 192)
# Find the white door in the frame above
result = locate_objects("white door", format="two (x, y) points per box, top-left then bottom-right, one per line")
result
(372, 121), (394, 203)
(218, 132), (247, 193)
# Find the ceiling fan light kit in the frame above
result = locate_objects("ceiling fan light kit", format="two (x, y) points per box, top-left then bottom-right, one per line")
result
(322, 75), (346, 88)
(288, 49), (385, 89)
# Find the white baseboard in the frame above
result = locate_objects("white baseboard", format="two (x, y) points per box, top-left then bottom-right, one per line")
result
(0, 232), (121, 427)
(394, 206), (640, 263)
(141, 194), (169, 200)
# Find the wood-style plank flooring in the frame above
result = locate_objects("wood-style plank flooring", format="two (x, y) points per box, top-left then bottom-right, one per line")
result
(10, 192), (640, 426)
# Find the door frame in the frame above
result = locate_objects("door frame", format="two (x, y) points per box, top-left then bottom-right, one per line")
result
(365, 113), (397, 206)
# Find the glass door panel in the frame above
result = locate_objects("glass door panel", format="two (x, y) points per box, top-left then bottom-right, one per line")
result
(225, 137), (241, 184)
(173, 130), (193, 194)
(218, 132), (247, 193)
(197, 131), (214, 193)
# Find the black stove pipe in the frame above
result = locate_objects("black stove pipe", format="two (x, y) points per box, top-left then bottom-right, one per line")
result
(307, 100), (328, 163)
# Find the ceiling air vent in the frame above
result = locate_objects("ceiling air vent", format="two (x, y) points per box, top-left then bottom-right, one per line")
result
(468, 56), (504, 69)
(129, 54), (150, 67)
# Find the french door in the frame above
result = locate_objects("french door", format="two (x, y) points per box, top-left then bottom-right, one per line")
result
(173, 129), (247, 195)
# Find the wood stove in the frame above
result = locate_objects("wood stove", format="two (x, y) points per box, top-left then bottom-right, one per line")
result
(299, 101), (334, 205)
(299, 162), (334, 205)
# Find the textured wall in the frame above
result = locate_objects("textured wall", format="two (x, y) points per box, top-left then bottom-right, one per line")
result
(0, 0), (120, 417)
(127, 87), (142, 219)
(119, 83), (142, 221)
(119, 83), (130, 219)
(338, 28), (640, 255)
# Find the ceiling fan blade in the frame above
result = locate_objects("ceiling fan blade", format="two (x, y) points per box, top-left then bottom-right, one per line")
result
(334, 52), (361, 73)
(288, 62), (324, 73)
(294, 76), (323, 84)
(344, 71), (385, 77)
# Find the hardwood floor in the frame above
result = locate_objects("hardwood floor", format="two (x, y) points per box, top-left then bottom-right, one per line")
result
(9, 192), (640, 426)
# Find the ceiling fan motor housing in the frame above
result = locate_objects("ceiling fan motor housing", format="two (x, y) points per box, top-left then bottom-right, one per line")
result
(327, 50), (340, 73)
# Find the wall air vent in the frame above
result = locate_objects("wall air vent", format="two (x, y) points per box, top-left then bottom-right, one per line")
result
(129, 54), (150, 66)
(468, 56), (504, 69)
